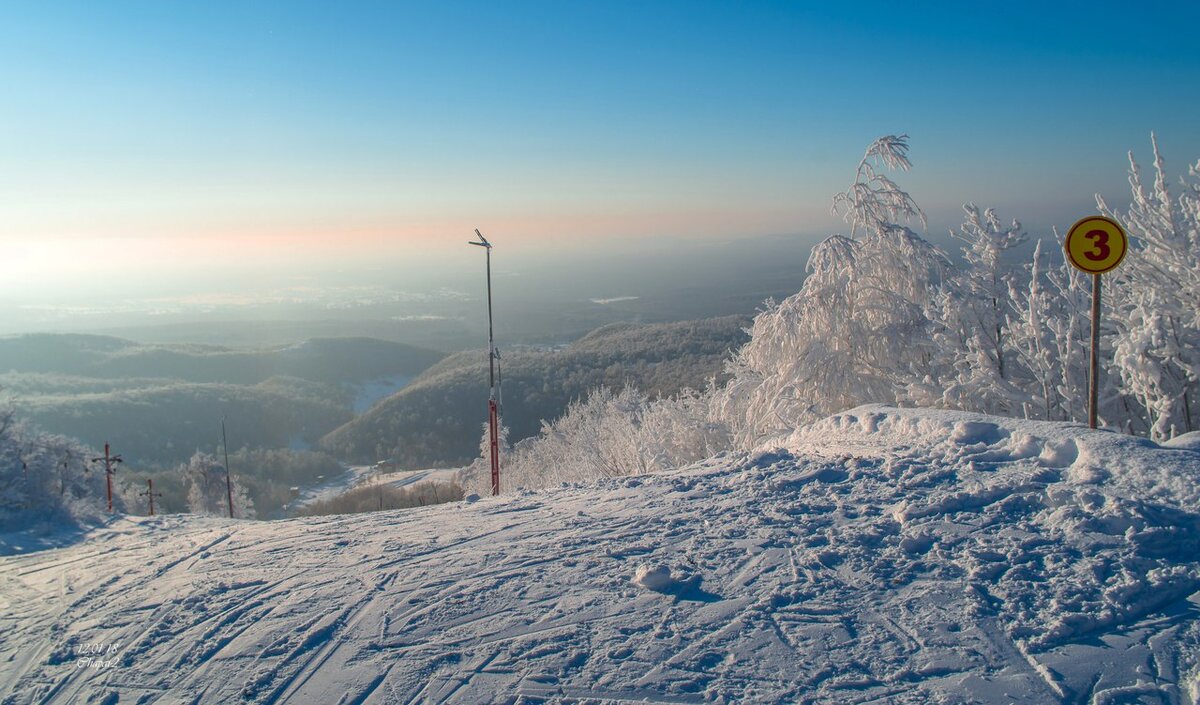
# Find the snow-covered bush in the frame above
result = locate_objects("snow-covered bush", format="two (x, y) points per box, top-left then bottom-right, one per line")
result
(181, 452), (255, 519)
(926, 205), (1028, 415)
(460, 386), (729, 493)
(1099, 135), (1200, 440)
(0, 401), (123, 530)
(1004, 238), (1094, 423)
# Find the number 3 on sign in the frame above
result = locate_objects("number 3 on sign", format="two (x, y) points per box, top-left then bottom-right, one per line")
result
(1065, 216), (1127, 274)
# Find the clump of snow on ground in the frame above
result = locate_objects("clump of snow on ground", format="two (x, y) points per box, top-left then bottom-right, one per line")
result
(1164, 431), (1200, 452)
(2, 405), (1199, 704)
(632, 563), (675, 591)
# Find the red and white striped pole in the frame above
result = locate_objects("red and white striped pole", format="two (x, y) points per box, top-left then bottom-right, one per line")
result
(488, 398), (500, 495)
(470, 229), (501, 496)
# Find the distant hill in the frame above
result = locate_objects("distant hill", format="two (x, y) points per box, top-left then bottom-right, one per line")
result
(320, 316), (750, 466)
(14, 376), (351, 470)
(0, 334), (445, 469)
(0, 334), (444, 385)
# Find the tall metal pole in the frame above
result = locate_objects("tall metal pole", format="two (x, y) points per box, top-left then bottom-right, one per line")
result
(469, 229), (500, 496)
(146, 479), (158, 516)
(105, 443), (113, 512)
(222, 417), (235, 518)
(1088, 273), (1101, 429)
(91, 443), (122, 513)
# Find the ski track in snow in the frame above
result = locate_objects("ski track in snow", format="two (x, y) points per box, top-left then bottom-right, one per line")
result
(3, 405), (1200, 704)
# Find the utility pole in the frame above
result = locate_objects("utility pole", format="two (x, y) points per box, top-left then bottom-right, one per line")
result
(60, 454), (69, 497)
(375, 469), (384, 511)
(221, 417), (235, 519)
(90, 443), (123, 513)
(469, 229), (501, 496)
(141, 479), (162, 516)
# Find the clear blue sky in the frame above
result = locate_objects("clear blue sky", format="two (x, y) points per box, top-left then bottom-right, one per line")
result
(2, 1), (1198, 301)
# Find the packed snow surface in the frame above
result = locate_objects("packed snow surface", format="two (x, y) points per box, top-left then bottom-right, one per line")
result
(3, 405), (1200, 704)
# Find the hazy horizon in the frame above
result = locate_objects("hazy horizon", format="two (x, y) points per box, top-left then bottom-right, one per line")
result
(3, 2), (1199, 344)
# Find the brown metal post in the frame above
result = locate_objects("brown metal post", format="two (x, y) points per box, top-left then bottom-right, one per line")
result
(222, 419), (234, 519)
(105, 443), (113, 512)
(90, 444), (121, 513)
(1089, 273), (1101, 429)
(148, 479), (155, 516)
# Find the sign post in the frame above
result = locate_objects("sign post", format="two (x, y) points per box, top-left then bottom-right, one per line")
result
(1064, 215), (1128, 429)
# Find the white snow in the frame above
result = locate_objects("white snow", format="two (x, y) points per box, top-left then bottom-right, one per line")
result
(1164, 431), (1200, 452)
(2, 405), (1199, 704)
(349, 374), (412, 414)
(632, 564), (675, 592)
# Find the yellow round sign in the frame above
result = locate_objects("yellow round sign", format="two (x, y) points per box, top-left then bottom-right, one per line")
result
(1064, 215), (1127, 274)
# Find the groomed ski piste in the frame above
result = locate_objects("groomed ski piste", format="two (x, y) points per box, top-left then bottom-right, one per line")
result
(3, 405), (1200, 704)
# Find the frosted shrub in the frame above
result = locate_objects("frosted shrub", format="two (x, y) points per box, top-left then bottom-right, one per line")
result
(1005, 239), (1094, 422)
(461, 386), (729, 493)
(181, 452), (255, 518)
(928, 205), (1028, 415)
(0, 411), (119, 529)
(1099, 135), (1200, 439)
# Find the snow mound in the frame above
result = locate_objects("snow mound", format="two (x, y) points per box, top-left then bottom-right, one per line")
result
(632, 563), (675, 591)
(784, 405), (1200, 654)
(1163, 431), (1200, 452)
(790, 404), (1199, 506)
(3, 406), (1199, 704)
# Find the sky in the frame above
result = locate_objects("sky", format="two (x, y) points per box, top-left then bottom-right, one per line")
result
(2, 0), (1199, 311)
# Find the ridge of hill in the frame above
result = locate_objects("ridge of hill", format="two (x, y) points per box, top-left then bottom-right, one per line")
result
(3, 405), (1199, 703)
(0, 334), (444, 385)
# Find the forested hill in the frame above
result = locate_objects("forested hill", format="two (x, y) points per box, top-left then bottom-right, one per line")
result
(0, 334), (443, 384)
(320, 316), (750, 466)
(0, 335), (446, 470)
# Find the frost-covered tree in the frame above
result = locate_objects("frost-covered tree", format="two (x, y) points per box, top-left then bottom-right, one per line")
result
(929, 205), (1028, 414)
(718, 135), (948, 445)
(1098, 135), (1200, 439)
(1005, 238), (1095, 422)
(0, 404), (119, 529)
(182, 452), (255, 518)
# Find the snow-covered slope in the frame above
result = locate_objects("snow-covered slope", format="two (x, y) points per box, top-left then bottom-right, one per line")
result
(2, 406), (1199, 704)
